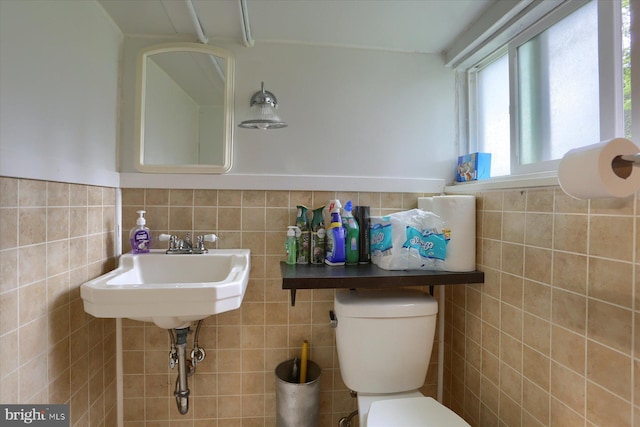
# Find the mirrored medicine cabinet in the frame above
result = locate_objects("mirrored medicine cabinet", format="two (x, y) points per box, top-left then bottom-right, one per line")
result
(135, 42), (235, 173)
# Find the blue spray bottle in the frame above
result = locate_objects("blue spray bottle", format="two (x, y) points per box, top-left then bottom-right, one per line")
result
(324, 200), (346, 266)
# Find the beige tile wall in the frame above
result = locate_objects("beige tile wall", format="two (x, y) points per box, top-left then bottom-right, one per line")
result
(120, 188), (437, 426)
(443, 188), (640, 427)
(0, 176), (118, 426)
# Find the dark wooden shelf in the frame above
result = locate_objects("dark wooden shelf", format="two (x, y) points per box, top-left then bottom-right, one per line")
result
(280, 262), (484, 305)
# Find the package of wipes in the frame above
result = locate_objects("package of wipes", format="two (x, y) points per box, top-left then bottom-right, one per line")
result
(370, 209), (449, 270)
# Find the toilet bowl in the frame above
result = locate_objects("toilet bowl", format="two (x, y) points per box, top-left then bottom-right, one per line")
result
(333, 289), (469, 427)
(367, 396), (469, 427)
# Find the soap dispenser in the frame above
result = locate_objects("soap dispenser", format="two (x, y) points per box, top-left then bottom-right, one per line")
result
(130, 210), (151, 254)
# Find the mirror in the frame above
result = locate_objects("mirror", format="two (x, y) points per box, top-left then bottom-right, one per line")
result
(135, 43), (234, 173)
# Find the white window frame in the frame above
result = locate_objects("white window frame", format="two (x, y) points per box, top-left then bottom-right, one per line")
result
(462, 0), (623, 178)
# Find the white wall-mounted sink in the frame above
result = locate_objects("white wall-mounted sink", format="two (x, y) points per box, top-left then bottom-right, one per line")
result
(80, 249), (251, 329)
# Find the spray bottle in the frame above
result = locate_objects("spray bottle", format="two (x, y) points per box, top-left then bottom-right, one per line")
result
(310, 206), (326, 264)
(285, 226), (299, 265)
(295, 205), (310, 264)
(325, 200), (346, 266)
(342, 201), (360, 264)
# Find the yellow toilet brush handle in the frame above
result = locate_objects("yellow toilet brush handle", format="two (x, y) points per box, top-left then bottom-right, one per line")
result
(299, 340), (309, 383)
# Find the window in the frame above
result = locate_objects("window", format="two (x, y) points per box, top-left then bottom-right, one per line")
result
(623, 0), (631, 138)
(465, 0), (625, 178)
(473, 51), (510, 177)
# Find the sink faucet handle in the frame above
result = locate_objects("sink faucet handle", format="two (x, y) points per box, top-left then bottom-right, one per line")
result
(192, 234), (216, 254)
(195, 235), (205, 249)
(202, 234), (218, 243)
(159, 234), (180, 252)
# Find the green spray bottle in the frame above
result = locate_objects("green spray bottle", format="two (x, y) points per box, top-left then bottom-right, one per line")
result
(285, 226), (299, 265)
(310, 205), (326, 264)
(342, 201), (360, 264)
(295, 205), (310, 264)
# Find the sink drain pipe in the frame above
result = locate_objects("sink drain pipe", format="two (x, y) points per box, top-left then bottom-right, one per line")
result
(174, 327), (190, 415)
(169, 321), (206, 415)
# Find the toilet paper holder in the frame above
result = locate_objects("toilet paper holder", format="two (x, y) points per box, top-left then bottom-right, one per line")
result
(619, 154), (640, 162)
(558, 138), (640, 199)
(612, 153), (640, 179)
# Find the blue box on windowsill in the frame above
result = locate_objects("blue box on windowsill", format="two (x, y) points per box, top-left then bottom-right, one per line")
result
(456, 152), (491, 182)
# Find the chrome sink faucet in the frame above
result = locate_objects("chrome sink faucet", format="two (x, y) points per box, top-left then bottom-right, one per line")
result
(159, 233), (218, 254)
(178, 234), (193, 252)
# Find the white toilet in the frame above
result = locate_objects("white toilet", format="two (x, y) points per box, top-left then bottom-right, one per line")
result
(333, 288), (470, 427)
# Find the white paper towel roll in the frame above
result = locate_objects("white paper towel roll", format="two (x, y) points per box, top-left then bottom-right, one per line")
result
(432, 195), (476, 272)
(558, 138), (640, 199)
(417, 197), (434, 211)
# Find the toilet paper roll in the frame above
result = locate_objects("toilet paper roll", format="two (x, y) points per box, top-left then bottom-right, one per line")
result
(558, 138), (640, 199)
(432, 195), (476, 272)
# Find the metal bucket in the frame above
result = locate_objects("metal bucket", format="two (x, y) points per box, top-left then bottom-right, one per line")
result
(275, 358), (321, 427)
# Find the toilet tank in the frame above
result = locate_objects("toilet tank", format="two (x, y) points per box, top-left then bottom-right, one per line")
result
(334, 289), (438, 394)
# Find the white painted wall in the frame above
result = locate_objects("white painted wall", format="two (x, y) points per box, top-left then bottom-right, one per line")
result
(0, 2), (457, 191)
(119, 37), (457, 190)
(233, 43), (456, 180)
(0, 0), (122, 187)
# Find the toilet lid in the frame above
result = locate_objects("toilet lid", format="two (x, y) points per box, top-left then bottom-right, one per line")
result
(367, 397), (470, 427)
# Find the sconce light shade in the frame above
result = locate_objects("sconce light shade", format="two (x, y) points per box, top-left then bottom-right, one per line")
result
(238, 82), (287, 129)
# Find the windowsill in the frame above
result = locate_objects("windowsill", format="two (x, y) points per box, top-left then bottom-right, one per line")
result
(444, 170), (559, 193)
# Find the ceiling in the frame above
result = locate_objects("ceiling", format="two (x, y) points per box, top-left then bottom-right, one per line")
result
(98, 0), (494, 54)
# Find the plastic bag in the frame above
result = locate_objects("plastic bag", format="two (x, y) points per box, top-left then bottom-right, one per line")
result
(370, 209), (449, 270)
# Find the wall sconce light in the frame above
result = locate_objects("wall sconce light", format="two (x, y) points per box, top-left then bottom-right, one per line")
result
(238, 82), (287, 129)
